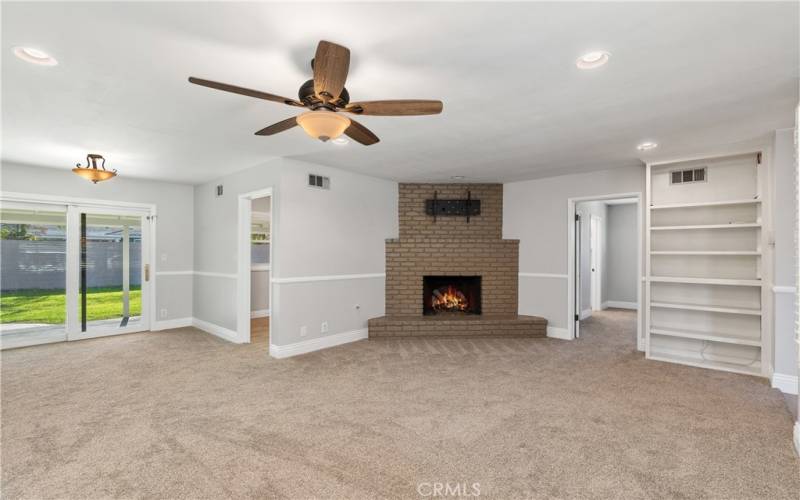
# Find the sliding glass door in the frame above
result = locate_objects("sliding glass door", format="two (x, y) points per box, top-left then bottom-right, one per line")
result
(0, 198), (152, 348)
(70, 208), (149, 340)
(0, 202), (69, 348)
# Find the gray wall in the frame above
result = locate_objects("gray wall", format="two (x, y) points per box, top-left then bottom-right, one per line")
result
(192, 157), (398, 346)
(0, 161), (195, 322)
(251, 269), (269, 313)
(606, 204), (638, 304)
(504, 165), (645, 331)
(771, 128), (798, 383)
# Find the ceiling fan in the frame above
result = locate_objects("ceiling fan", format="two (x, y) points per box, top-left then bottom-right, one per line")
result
(189, 40), (443, 146)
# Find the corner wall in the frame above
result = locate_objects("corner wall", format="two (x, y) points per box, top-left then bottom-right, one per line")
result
(0, 162), (195, 323)
(192, 157), (398, 348)
(503, 165), (646, 330)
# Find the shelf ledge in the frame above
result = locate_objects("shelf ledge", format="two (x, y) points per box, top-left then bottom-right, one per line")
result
(649, 199), (761, 210)
(648, 276), (762, 286)
(651, 223), (760, 231)
(650, 328), (761, 346)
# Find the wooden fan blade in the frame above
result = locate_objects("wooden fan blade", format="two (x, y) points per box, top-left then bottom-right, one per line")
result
(344, 100), (443, 116)
(189, 77), (304, 107)
(313, 41), (350, 101)
(255, 116), (298, 136)
(344, 119), (379, 146)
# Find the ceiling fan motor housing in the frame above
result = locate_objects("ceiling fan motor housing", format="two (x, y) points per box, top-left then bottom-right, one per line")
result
(298, 79), (349, 109)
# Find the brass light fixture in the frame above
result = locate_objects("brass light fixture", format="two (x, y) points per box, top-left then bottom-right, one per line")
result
(72, 154), (117, 183)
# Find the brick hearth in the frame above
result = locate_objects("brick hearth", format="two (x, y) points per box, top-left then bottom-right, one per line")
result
(369, 183), (547, 338)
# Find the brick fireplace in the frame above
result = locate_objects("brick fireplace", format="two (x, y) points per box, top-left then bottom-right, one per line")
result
(368, 183), (547, 338)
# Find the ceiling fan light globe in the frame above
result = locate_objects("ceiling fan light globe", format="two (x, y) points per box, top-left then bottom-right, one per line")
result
(296, 111), (350, 141)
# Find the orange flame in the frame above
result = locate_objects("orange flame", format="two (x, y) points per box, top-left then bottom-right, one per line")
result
(432, 285), (468, 312)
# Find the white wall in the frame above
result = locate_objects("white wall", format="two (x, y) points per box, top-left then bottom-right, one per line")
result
(504, 165), (645, 329)
(771, 128), (798, 389)
(0, 162), (195, 323)
(192, 157), (398, 347)
(606, 204), (638, 305)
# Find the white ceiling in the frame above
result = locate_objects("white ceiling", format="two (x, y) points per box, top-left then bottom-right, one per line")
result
(2, 2), (798, 185)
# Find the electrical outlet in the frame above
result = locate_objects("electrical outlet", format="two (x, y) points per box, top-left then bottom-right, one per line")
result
(160, 308), (167, 318)
(161, 253), (168, 263)
(321, 321), (329, 333)
(300, 326), (307, 337)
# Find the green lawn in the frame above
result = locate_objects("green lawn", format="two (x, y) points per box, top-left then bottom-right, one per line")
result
(0, 287), (141, 324)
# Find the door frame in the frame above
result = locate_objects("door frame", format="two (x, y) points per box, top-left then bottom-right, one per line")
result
(567, 192), (643, 350)
(236, 187), (274, 347)
(0, 191), (157, 342)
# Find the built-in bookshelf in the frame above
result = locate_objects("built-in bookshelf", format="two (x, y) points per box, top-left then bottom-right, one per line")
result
(645, 152), (768, 377)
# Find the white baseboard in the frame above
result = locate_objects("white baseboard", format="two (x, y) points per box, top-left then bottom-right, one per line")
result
(794, 422), (800, 458)
(771, 373), (799, 395)
(603, 300), (638, 310)
(250, 309), (270, 318)
(192, 318), (242, 344)
(151, 317), (193, 331)
(547, 326), (571, 340)
(270, 328), (368, 359)
(580, 309), (592, 320)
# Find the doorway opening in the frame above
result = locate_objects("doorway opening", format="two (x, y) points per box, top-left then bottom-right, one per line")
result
(236, 188), (274, 348)
(568, 194), (642, 349)
(249, 196), (271, 345)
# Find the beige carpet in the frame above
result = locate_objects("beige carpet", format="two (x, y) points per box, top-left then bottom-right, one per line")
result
(2, 310), (798, 499)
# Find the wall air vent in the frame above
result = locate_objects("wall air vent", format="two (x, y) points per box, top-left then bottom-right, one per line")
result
(670, 167), (707, 185)
(308, 174), (330, 190)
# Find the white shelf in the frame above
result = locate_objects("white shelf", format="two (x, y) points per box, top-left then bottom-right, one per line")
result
(649, 199), (761, 210)
(651, 301), (762, 316)
(649, 276), (762, 286)
(648, 352), (762, 376)
(650, 327), (761, 347)
(650, 250), (761, 256)
(650, 223), (760, 231)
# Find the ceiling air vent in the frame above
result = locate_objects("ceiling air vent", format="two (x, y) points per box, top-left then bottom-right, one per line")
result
(308, 174), (330, 190)
(670, 167), (707, 185)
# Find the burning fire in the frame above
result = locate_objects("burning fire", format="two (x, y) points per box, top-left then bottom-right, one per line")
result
(432, 285), (468, 312)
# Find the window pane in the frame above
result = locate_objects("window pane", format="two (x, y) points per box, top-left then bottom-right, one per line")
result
(0, 207), (67, 347)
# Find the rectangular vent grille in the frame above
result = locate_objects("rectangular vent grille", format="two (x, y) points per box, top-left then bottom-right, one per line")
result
(670, 167), (707, 184)
(308, 174), (330, 189)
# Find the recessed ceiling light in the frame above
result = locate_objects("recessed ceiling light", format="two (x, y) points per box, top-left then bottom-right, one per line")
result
(13, 46), (58, 66)
(331, 137), (349, 145)
(637, 142), (658, 151)
(450, 176), (466, 180)
(576, 50), (610, 69)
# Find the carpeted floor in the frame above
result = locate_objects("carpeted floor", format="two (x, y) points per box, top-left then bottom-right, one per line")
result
(2, 309), (798, 499)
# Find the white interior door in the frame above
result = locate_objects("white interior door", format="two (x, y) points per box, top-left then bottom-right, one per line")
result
(590, 215), (602, 311)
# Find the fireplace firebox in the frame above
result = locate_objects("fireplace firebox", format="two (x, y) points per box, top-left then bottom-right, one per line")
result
(422, 276), (482, 315)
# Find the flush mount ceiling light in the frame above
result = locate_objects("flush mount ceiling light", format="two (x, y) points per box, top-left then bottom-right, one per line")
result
(72, 154), (117, 184)
(13, 46), (58, 66)
(296, 111), (351, 142)
(637, 141), (658, 151)
(576, 50), (610, 69)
